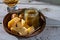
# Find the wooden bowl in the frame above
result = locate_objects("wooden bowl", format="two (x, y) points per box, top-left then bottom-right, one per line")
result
(3, 8), (46, 38)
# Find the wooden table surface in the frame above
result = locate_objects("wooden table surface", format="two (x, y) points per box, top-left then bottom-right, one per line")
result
(0, 0), (60, 40)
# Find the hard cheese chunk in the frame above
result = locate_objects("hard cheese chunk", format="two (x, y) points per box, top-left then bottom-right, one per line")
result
(18, 27), (28, 36)
(26, 26), (35, 34)
(10, 26), (19, 34)
(17, 21), (22, 28)
(8, 17), (20, 29)
(21, 19), (29, 28)
(11, 26), (28, 36)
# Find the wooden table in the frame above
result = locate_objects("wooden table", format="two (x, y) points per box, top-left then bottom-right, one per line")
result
(0, 1), (60, 40)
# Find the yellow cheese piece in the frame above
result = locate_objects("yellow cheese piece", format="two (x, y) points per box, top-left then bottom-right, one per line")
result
(11, 26), (28, 36)
(21, 19), (29, 28)
(8, 17), (20, 29)
(21, 19), (25, 26)
(10, 26), (19, 33)
(18, 27), (28, 36)
(26, 26), (35, 34)
(17, 21), (22, 28)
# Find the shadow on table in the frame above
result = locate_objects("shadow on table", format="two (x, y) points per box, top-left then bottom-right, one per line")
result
(46, 17), (60, 26)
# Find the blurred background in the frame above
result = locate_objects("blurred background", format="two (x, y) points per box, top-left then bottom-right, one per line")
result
(35, 0), (60, 5)
(0, 0), (60, 5)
